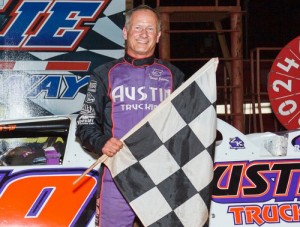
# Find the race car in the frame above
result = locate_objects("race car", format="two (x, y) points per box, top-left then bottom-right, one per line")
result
(0, 114), (98, 226)
(1, 114), (300, 226)
(210, 119), (300, 227)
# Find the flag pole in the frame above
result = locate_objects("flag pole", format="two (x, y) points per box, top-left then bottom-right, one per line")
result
(73, 154), (108, 185)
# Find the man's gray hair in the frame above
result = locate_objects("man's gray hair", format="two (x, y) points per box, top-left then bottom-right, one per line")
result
(124, 5), (161, 31)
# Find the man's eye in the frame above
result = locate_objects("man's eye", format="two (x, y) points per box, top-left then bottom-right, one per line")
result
(135, 26), (142, 31)
(147, 27), (154, 32)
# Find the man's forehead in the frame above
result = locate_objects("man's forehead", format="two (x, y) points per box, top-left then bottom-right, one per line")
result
(131, 9), (157, 21)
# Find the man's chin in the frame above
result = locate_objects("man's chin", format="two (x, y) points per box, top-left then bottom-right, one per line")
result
(128, 49), (153, 58)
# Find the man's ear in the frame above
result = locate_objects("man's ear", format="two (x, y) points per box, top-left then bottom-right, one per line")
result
(156, 31), (161, 43)
(123, 27), (128, 40)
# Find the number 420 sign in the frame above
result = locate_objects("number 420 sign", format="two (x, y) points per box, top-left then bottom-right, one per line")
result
(268, 36), (300, 130)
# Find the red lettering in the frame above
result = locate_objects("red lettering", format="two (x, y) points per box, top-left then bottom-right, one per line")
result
(0, 173), (97, 226)
(228, 204), (300, 225)
(262, 205), (279, 222)
(0, 125), (16, 132)
(228, 206), (244, 225)
(245, 206), (264, 225)
(292, 204), (300, 221)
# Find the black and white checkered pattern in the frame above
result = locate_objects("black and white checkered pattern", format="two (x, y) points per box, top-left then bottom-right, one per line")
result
(105, 58), (218, 227)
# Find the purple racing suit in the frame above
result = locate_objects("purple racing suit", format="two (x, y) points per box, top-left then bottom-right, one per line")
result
(76, 54), (185, 226)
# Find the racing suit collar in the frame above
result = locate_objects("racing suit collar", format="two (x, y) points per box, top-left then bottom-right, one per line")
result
(124, 54), (155, 66)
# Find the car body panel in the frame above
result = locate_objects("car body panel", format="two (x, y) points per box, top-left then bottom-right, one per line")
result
(2, 115), (300, 226)
(210, 119), (300, 226)
(0, 115), (99, 226)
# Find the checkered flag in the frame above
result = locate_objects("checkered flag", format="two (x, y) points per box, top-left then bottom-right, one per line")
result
(104, 58), (218, 227)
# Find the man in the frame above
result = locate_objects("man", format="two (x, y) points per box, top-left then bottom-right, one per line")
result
(76, 5), (185, 227)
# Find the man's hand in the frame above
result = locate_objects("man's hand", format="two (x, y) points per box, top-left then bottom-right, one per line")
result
(102, 137), (123, 157)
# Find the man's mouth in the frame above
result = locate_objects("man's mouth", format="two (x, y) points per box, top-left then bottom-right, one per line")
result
(136, 39), (148, 44)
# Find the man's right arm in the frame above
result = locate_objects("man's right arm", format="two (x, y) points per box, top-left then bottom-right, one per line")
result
(75, 73), (111, 156)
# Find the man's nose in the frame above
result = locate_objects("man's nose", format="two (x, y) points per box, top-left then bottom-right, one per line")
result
(139, 28), (148, 37)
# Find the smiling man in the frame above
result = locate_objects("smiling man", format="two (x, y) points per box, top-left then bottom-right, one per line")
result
(76, 5), (185, 227)
(123, 6), (161, 58)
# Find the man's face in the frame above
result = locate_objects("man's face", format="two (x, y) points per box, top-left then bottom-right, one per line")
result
(123, 9), (161, 59)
